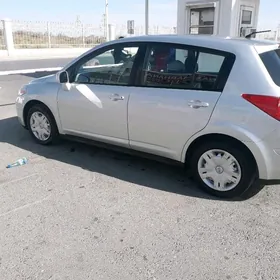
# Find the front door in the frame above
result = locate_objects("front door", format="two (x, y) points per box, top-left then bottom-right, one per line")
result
(128, 43), (235, 160)
(57, 42), (144, 146)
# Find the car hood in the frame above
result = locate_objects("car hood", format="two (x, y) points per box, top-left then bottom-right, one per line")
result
(29, 73), (57, 84)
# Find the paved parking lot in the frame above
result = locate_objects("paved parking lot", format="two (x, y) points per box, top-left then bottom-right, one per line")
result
(0, 70), (280, 280)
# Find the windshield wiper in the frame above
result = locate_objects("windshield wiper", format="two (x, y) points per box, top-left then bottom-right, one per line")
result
(245, 30), (271, 39)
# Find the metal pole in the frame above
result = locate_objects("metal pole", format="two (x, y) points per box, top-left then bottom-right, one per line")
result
(47, 22), (51, 48)
(2, 19), (14, 56)
(145, 0), (149, 35)
(275, 25), (280, 42)
(105, 0), (109, 41)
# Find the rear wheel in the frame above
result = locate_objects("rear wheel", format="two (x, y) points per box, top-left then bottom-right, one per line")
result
(26, 104), (59, 145)
(190, 141), (257, 198)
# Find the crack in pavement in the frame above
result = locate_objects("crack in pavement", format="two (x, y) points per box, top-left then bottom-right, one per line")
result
(0, 173), (40, 187)
(0, 195), (51, 218)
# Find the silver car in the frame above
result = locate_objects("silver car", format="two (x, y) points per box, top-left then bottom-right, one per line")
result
(16, 35), (280, 199)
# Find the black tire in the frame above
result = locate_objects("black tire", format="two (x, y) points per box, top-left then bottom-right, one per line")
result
(26, 104), (59, 145)
(190, 141), (257, 199)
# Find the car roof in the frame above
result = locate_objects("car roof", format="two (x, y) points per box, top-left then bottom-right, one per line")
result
(116, 34), (279, 53)
(62, 34), (279, 71)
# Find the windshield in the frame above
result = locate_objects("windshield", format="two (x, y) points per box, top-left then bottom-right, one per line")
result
(259, 48), (280, 87)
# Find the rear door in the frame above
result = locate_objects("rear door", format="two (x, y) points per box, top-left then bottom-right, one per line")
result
(128, 42), (235, 160)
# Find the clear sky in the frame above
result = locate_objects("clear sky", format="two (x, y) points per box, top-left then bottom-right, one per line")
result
(0, 0), (279, 29)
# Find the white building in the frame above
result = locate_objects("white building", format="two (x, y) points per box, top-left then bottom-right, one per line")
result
(177, 0), (260, 37)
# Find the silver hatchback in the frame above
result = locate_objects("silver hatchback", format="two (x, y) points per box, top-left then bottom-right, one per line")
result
(16, 35), (280, 198)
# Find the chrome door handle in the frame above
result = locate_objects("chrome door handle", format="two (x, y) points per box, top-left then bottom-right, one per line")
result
(187, 100), (209, 109)
(109, 94), (125, 101)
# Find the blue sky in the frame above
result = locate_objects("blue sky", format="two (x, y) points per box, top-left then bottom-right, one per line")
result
(0, 0), (279, 29)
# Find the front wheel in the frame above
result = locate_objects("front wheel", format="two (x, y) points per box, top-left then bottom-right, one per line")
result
(26, 104), (59, 145)
(190, 142), (257, 199)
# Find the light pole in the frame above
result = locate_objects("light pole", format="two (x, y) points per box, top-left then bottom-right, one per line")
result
(275, 24), (280, 41)
(145, 0), (149, 35)
(105, 0), (109, 41)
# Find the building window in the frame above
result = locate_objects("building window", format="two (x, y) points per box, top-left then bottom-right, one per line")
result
(189, 7), (215, 35)
(241, 10), (252, 24)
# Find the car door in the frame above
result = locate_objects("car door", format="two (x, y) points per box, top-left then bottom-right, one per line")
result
(57, 42), (146, 147)
(128, 42), (235, 160)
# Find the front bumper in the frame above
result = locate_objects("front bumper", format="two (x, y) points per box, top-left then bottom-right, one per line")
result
(15, 96), (26, 127)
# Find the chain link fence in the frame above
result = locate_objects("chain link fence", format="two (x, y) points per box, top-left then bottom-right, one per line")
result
(12, 20), (105, 49)
(255, 28), (279, 41)
(114, 24), (176, 37)
(2, 19), (280, 51)
(9, 20), (176, 49)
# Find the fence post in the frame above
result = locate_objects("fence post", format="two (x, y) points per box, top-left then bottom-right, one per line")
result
(2, 18), (14, 56)
(275, 26), (279, 42)
(82, 24), (85, 47)
(47, 22), (51, 48)
(108, 24), (116, 41)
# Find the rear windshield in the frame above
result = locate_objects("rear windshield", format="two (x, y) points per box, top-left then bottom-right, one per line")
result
(259, 48), (280, 86)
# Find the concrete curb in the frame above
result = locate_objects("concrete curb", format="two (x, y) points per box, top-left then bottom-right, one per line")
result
(0, 48), (91, 61)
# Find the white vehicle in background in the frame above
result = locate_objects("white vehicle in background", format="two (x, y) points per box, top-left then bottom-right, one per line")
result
(15, 34), (280, 199)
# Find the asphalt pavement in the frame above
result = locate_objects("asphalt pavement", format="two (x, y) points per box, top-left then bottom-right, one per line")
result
(0, 59), (280, 279)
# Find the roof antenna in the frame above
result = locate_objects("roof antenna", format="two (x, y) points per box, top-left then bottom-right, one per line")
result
(245, 29), (271, 39)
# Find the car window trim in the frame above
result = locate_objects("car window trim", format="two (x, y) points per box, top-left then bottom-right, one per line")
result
(134, 41), (236, 92)
(66, 42), (147, 85)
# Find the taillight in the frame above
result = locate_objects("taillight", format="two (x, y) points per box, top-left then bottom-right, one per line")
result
(242, 94), (280, 121)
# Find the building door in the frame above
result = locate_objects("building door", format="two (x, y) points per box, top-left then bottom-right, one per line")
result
(239, 5), (255, 37)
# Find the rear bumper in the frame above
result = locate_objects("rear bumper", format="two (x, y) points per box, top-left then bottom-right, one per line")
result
(246, 133), (280, 180)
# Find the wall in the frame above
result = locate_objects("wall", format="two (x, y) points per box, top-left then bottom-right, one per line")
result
(177, 0), (234, 36)
(217, 0), (234, 36)
(240, 0), (260, 28)
(177, 0), (260, 37)
(0, 48), (90, 60)
(230, 0), (260, 37)
(177, 0), (188, 34)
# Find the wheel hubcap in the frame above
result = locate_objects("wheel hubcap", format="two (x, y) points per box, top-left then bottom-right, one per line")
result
(30, 112), (51, 141)
(215, 166), (224, 174)
(197, 149), (242, 192)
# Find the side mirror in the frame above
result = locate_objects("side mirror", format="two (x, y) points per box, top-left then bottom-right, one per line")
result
(59, 71), (69, 83)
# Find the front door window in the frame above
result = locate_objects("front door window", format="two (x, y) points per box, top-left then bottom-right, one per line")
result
(74, 45), (140, 86)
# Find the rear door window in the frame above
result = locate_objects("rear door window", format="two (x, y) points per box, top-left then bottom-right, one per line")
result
(140, 43), (235, 92)
(259, 48), (280, 86)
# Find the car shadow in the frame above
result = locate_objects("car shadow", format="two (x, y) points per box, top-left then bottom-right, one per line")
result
(0, 116), (263, 201)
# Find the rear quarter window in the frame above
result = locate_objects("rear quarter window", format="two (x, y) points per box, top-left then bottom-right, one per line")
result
(259, 48), (280, 86)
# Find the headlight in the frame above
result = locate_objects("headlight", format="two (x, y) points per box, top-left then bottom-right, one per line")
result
(18, 85), (28, 96)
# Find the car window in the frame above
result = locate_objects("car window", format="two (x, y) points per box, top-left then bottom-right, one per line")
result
(197, 53), (224, 73)
(259, 48), (280, 87)
(74, 46), (139, 85)
(141, 44), (229, 91)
